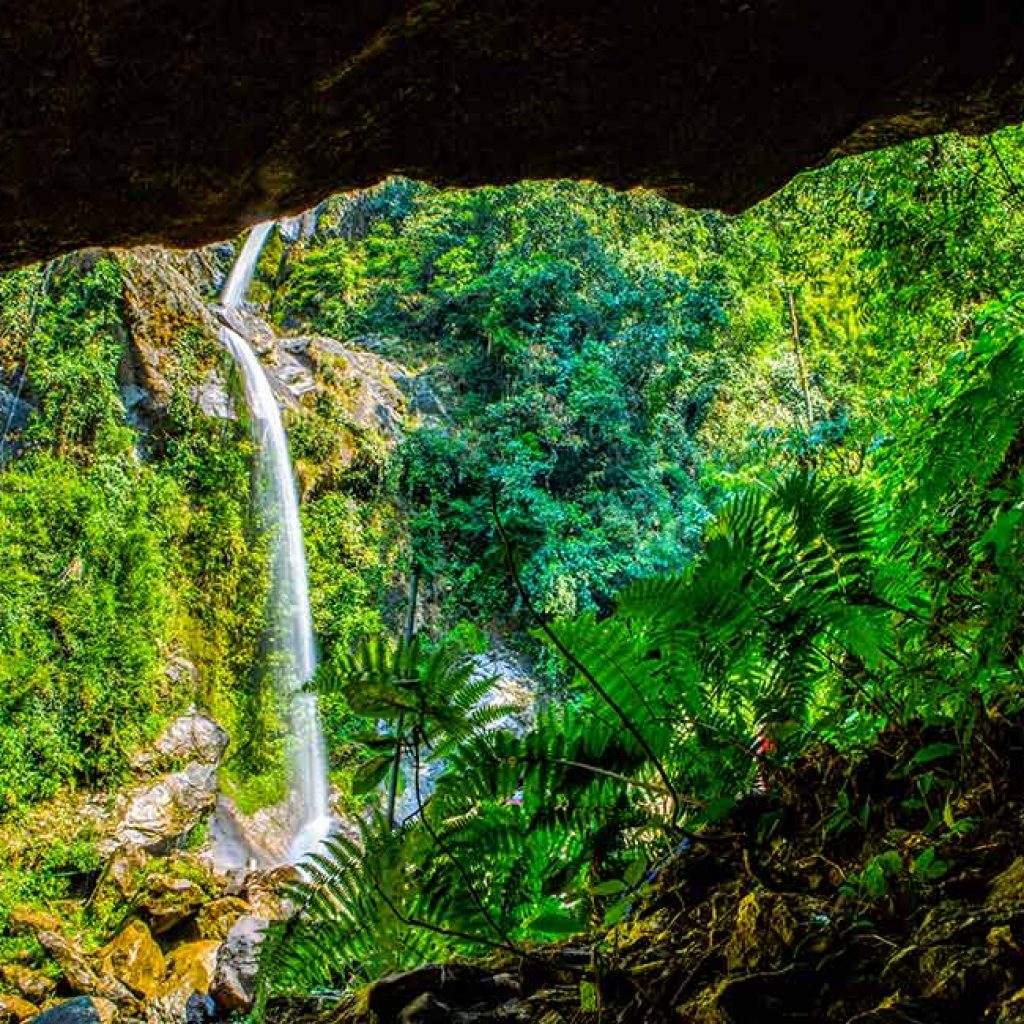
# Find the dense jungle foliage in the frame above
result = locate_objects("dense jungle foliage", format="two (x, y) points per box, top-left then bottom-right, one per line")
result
(3, 123), (1024, 1004)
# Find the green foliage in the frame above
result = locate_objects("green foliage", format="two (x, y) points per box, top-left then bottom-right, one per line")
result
(0, 451), (186, 805)
(10, 122), (1024, 1010)
(0, 252), (278, 811)
(261, 290), (1024, 1000)
(281, 181), (725, 625)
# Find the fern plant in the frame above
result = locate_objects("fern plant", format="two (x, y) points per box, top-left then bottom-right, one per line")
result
(318, 635), (514, 825)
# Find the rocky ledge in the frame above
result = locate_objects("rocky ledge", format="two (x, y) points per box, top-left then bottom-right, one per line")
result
(3, 2), (1024, 267)
(0, 711), (296, 1024)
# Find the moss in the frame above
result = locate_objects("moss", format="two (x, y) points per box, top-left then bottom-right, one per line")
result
(220, 762), (288, 816)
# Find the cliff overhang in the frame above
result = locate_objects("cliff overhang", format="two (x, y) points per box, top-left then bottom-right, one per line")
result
(2, 1), (1023, 267)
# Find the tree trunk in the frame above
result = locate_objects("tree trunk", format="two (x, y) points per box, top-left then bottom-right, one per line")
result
(785, 287), (815, 435)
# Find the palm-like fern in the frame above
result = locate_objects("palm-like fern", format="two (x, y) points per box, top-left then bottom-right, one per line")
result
(317, 635), (515, 821)
(589, 471), (895, 789)
(259, 472), (911, 1005)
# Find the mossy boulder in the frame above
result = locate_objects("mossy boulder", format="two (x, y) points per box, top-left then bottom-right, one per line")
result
(1, 963), (56, 1002)
(97, 919), (165, 1000)
(0, 992), (38, 1022)
(196, 898), (251, 942)
(149, 940), (220, 1024)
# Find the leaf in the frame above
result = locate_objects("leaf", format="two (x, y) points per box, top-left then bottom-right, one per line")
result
(943, 798), (956, 831)
(861, 860), (888, 897)
(623, 858), (648, 888)
(527, 907), (586, 936)
(351, 754), (394, 795)
(905, 742), (959, 771)
(580, 981), (598, 1012)
(911, 847), (950, 881)
(602, 897), (633, 928)
(590, 879), (627, 897)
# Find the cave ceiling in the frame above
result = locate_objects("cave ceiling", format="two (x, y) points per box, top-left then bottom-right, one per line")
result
(1, 1), (1023, 267)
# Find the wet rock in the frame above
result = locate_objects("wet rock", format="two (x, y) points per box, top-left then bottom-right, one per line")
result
(131, 712), (229, 773)
(140, 874), (209, 936)
(210, 915), (268, 1013)
(0, 992), (38, 1022)
(196, 897), (251, 942)
(192, 372), (234, 420)
(147, 940), (220, 1024)
(217, 307), (276, 355)
(1, 963), (57, 1002)
(104, 762), (218, 855)
(183, 993), (218, 1024)
(97, 919), (165, 1000)
(31, 997), (117, 1024)
(269, 349), (317, 402)
(201, 796), (275, 876)
(9, 910), (134, 1007)
(240, 865), (298, 920)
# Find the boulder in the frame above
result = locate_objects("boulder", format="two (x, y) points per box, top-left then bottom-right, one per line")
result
(131, 712), (229, 773)
(0, 993), (38, 1022)
(1, 963), (57, 1002)
(140, 875), (209, 936)
(104, 762), (218, 855)
(367, 965), (521, 1022)
(240, 865), (299, 920)
(210, 916), (268, 1013)
(217, 308), (276, 356)
(8, 909), (136, 1009)
(104, 846), (150, 902)
(146, 940), (220, 1024)
(183, 993), (218, 1024)
(192, 373), (235, 421)
(196, 897), (251, 942)
(97, 919), (165, 1000)
(31, 997), (117, 1024)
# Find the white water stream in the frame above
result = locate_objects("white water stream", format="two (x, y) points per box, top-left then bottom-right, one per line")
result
(219, 223), (331, 864)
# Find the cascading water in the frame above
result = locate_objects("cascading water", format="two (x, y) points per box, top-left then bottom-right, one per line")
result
(219, 223), (332, 863)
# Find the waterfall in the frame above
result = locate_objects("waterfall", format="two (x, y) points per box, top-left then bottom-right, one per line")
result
(219, 223), (332, 864)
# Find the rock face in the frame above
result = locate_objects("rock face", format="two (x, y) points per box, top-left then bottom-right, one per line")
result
(2, 2), (1024, 267)
(130, 710), (229, 773)
(119, 251), (223, 422)
(148, 940), (221, 1024)
(97, 919), (166, 999)
(8, 911), (137, 1009)
(104, 761), (218, 855)
(1, 964), (56, 1003)
(209, 915), (269, 1013)
(0, 992), (38, 1021)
